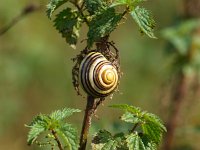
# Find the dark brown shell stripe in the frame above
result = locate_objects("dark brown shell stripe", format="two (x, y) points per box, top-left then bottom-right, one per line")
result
(80, 52), (103, 97)
(79, 52), (118, 98)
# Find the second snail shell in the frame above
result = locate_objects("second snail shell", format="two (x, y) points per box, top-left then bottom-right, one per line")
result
(79, 52), (118, 98)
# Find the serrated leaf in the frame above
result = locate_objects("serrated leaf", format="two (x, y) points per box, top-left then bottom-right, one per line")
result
(50, 108), (81, 121)
(26, 107), (80, 148)
(46, 0), (68, 19)
(126, 133), (140, 150)
(92, 130), (125, 150)
(121, 111), (142, 124)
(126, 133), (156, 150)
(92, 130), (113, 144)
(87, 8), (122, 47)
(131, 6), (156, 38)
(85, 0), (107, 15)
(26, 115), (50, 145)
(56, 123), (79, 150)
(110, 104), (166, 147)
(141, 112), (166, 144)
(54, 8), (82, 49)
(27, 123), (46, 145)
(110, 0), (146, 8)
(110, 104), (141, 114)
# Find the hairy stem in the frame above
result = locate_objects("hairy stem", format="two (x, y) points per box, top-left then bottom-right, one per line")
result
(51, 129), (63, 150)
(79, 96), (96, 150)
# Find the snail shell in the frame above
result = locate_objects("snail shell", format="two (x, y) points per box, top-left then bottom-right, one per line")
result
(79, 52), (118, 98)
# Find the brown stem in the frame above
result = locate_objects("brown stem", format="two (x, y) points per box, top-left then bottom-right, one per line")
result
(0, 3), (41, 36)
(79, 96), (96, 150)
(163, 72), (188, 150)
(130, 123), (139, 133)
(51, 129), (63, 150)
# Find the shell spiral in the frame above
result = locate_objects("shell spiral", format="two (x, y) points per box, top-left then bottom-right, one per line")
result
(79, 52), (118, 98)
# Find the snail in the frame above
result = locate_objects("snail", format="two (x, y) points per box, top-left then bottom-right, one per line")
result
(79, 52), (119, 98)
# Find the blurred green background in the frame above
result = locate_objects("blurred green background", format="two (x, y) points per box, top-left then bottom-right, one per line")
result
(1, 0), (200, 149)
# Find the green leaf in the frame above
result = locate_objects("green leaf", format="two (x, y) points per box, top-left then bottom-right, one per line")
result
(161, 19), (200, 55)
(50, 108), (81, 121)
(56, 123), (79, 150)
(46, 0), (68, 19)
(92, 130), (125, 150)
(110, 0), (146, 8)
(87, 8), (122, 47)
(92, 130), (113, 145)
(27, 123), (46, 145)
(85, 0), (107, 15)
(121, 111), (142, 124)
(54, 8), (82, 49)
(110, 104), (166, 146)
(126, 133), (156, 150)
(130, 6), (156, 38)
(126, 133), (140, 150)
(26, 107), (80, 148)
(26, 115), (50, 145)
(110, 104), (141, 114)
(141, 112), (166, 144)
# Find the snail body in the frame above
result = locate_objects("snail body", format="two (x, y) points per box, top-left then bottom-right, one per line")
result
(79, 52), (118, 98)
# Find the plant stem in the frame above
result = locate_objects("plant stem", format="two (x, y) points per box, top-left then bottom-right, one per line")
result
(163, 72), (188, 150)
(71, 1), (89, 26)
(51, 129), (63, 150)
(0, 3), (41, 36)
(130, 123), (139, 133)
(79, 96), (96, 150)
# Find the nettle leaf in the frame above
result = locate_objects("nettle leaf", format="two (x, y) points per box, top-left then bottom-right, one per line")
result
(57, 123), (79, 150)
(110, 104), (166, 147)
(85, 0), (107, 15)
(87, 8), (122, 47)
(50, 108), (81, 121)
(110, 0), (146, 8)
(26, 107), (80, 148)
(110, 104), (141, 114)
(26, 123), (47, 145)
(46, 0), (68, 19)
(92, 130), (126, 150)
(141, 112), (166, 144)
(131, 6), (156, 38)
(126, 133), (156, 150)
(26, 115), (50, 145)
(121, 111), (142, 124)
(54, 8), (82, 49)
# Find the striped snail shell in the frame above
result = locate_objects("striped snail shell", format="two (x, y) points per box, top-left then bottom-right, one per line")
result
(79, 52), (118, 98)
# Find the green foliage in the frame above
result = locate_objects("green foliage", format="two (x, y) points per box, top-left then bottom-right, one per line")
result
(110, 0), (146, 9)
(92, 130), (126, 150)
(26, 108), (81, 149)
(85, 0), (108, 15)
(46, 0), (68, 19)
(161, 19), (200, 55)
(161, 19), (200, 76)
(46, 0), (156, 48)
(126, 133), (156, 150)
(54, 8), (82, 49)
(87, 8), (122, 47)
(131, 6), (156, 38)
(92, 104), (166, 150)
